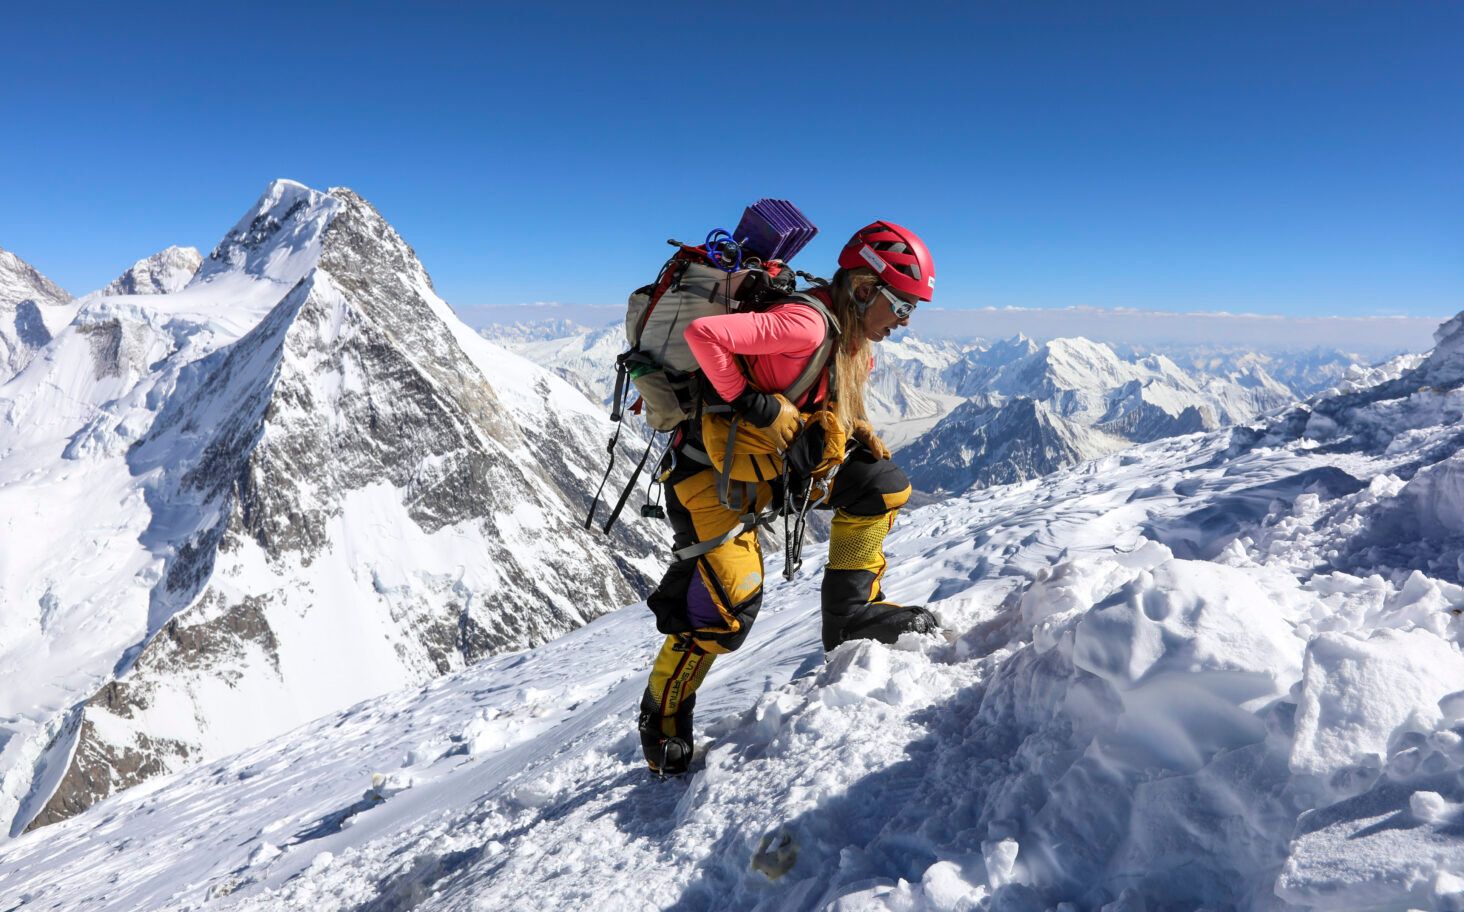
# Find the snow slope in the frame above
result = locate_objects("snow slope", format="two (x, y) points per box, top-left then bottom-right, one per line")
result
(3, 310), (1461, 910)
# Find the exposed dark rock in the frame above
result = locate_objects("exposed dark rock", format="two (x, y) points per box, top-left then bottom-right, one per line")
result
(12, 300), (52, 349)
(24, 592), (279, 828)
(900, 398), (1122, 495)
(26, 724), (194, 833)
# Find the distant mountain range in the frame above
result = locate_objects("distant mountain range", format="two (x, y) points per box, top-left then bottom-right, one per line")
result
(480, 317), (1370, 495)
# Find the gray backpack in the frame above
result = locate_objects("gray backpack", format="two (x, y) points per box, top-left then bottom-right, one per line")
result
(620, 260), (835, 430)
(586, 253), (836, 535)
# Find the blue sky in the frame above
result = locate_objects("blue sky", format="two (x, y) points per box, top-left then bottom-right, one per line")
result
(2, 1), (1460, 319)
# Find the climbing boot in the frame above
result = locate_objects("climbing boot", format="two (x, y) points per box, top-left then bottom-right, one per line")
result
(638, 690), (695, 776)
(824, 599), (939, 651)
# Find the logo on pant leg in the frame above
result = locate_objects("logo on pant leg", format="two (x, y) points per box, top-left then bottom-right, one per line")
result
(733, 571), (764, 602)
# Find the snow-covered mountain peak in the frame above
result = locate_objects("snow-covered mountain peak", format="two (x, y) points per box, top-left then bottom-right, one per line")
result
(1228, 358), (1285, 389)
(0, 245), (69, 309)
(1043, 335), (1108, 359)
(987, 332), (1039, 359)
(191, 179), (341, 289)
(100, 245), (202, 296)
(0, 244), (72, 380)
(0, 181), (666, 838)
(878, 332), (967, 368)
(1038, 336), (1133, 387)
(1134, 349), (1191, 384)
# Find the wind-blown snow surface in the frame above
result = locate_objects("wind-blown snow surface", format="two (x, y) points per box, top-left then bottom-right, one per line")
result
(0, 181), (665, 839)
(5, 315), (1463, 910)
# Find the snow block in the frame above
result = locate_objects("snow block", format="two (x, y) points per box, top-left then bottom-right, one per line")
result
(1071, 560), (1303, 772)
(1290, 628), (1464, 784)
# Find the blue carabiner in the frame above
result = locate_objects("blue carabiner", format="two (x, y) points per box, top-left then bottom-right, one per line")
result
(704, 228), (743, 272)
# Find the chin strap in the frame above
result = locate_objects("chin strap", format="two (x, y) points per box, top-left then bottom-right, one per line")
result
(839, 270), (874, 317)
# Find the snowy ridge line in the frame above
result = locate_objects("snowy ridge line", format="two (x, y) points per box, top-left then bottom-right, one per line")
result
(94, 246), (203, 298)
(0, 244), (73, 381)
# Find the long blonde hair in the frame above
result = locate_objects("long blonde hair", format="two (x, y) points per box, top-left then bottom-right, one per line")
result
(825, 268), (878, 429)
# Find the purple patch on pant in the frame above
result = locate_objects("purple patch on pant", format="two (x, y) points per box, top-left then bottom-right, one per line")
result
(687, 572), (723, 629)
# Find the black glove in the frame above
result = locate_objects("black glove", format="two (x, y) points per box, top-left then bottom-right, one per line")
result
(732, 387), (784, 427)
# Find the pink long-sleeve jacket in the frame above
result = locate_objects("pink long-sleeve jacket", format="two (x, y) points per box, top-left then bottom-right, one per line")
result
(683, 295), (833, 409)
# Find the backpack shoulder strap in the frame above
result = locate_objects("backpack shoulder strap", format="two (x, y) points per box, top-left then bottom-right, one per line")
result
(781, 292), (840, 406)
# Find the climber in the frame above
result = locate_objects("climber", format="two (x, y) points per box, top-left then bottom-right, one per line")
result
(637, 220), (940, 776)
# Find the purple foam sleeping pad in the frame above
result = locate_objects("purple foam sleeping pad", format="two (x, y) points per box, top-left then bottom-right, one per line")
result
(733, 199), (818, 263)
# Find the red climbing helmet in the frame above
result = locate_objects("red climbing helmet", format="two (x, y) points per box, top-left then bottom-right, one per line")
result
(837, 220), (936, 302)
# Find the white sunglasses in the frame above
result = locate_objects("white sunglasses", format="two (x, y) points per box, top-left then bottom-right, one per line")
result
(875, 284), (918, 320)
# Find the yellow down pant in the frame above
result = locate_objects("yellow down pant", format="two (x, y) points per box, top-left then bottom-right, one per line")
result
(644, 467), (773, 730)
(644, 446), (912, 728)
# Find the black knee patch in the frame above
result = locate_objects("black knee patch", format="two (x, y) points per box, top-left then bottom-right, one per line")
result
(827, 450), (910, 516)
(647, 559), (696, 635)
(648, 563), (763, 649)
(705, 596), (759, 652)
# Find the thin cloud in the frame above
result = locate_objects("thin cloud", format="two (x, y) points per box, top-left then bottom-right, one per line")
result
(912, 305), (1447, 357)
(458, 301), (1451, 359)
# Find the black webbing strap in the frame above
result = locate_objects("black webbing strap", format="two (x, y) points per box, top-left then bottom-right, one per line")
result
(608, 355), (631, 423)
(715, 417), (742, 510)
(584, 417), (624, 530)
(599, 431), (659, 534)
